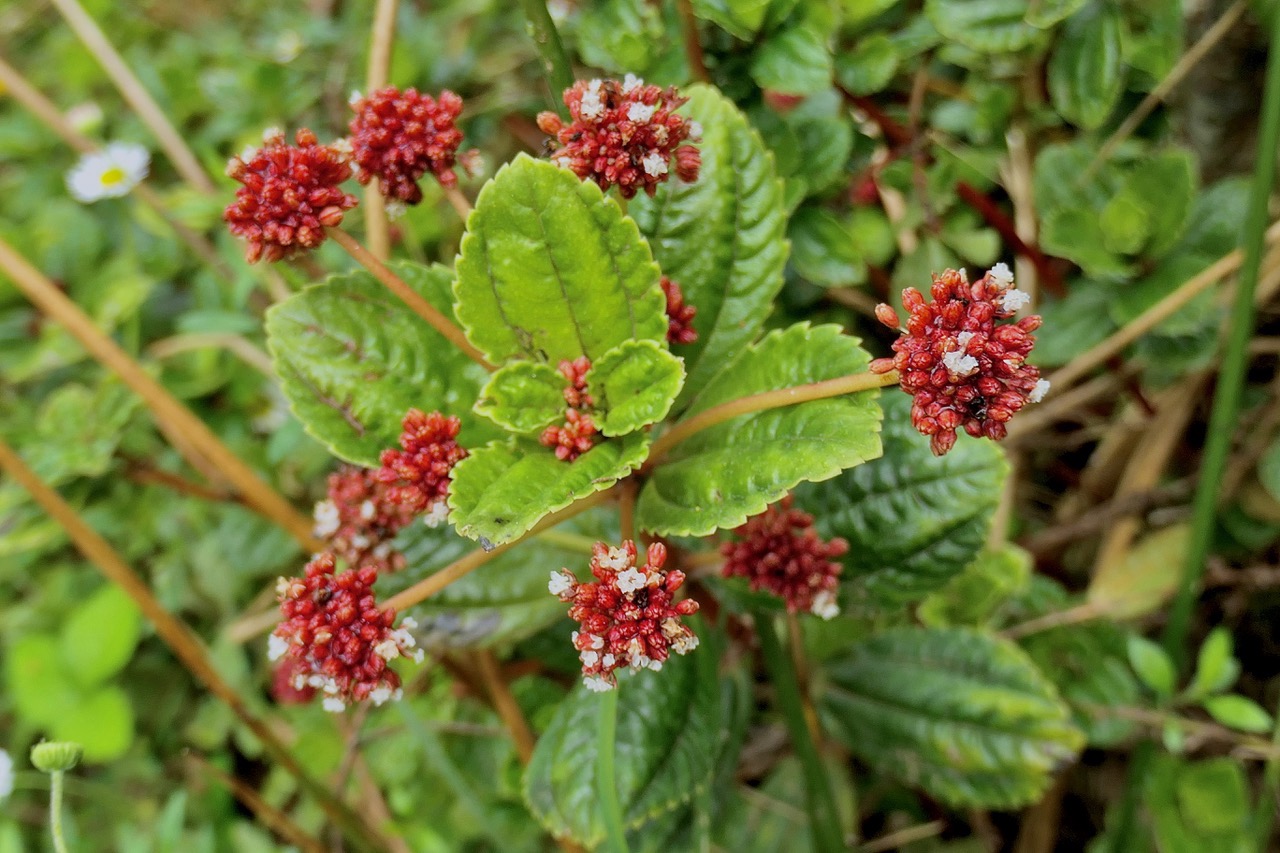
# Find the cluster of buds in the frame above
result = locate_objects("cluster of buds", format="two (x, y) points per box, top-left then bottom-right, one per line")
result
(661, 277), (698, 345)
(223, 128), (358, 263)
(349, 87), (465, 204)
(376, 409), (468, 525)
(269, 553), (423, 712)
(271, 658), (317, 705)
(313, 466), (415, 573)
(871, 263), (1049, 456)
(539, 357), (599, 462)
(537, 76), (701, 199)
(721, 496), (845, 619)
(549, 541), (699, 691)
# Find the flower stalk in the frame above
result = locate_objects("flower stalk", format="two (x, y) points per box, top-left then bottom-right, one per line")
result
(597, 687), (631, 853)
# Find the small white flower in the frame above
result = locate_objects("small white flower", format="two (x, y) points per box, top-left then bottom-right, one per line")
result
(329, 136), (353, 159)
(598, 546), (631, 572)
(1000, 288), (1032, 312)
(262, 126), (283, 143)
(1030, 378), (1051, 403)
(306, 674), (327, 688)
(670, 632), (699, 655)
(374, 638), (401, 661)
(627, 102), (656, 123)
(942, 349), (979, 377)
(584, 675), (613, 692)
(349, 89), (363, 106)
(272, 30), (303, 64)
(616, 567), (648, 595)
(687, 120), (703, 139)
(583, 633), (604, 650)
(65, 102), (103, 135)
(0, 749), (13, 800)
(385, 199), (408, 220)
(548, 570), (575, 597)
(400, 617), (418, 630)
(601, 653), (616, 668)
(360, 499), (376, 521)
(66, 142), (149, 203)
(641, 151), (668, 177)
(322, 697), (347, 713)
(622, 73), (644, 92)
(313, 500), (340, 537)
(369, 685), (393, 705)
(581, 650), (600, 667)
(351, 534), (371, 551)
(267, 634), (289, 662)
(956, 331), (975, 350)
(811, 590), (839, 621)
(422, 501), (449, 528)
(579, 80), (605, 119)
(987, 262), (1014, 289)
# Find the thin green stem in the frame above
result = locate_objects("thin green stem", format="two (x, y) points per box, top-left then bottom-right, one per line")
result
(755, 611), (844, 851)
(1161, 9), (1280, 669)
(597, 688), (631, 853)
(49, 771), (69, 853)
(519, 0), (574, 109)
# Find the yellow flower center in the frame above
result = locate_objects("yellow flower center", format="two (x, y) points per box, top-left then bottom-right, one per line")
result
(100, 166), (127, 186)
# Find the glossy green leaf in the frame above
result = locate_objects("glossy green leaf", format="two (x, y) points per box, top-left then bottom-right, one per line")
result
(1188, 627), (1240, 698)
(1126, 635), (1176, 698)
(1203, 695), (1273, 733)
(524, 650), (721, 847)
(835, 33), (899, 94)
(631, 85), (788, 407)
(449, 433), (649, 546)
(1024, 0), (1089, 28)
(821, 627), (1084, 808)
(586, 340), (685, 436)
(455, 154), (666, 365)
(926, 0), (1042, 53)
(60, 584), (142, 687)
(1048, 3), (1125, 129)
(748, 25), (832, 95)
(636, 323), (883, 537)
(796, 392), (1007, 603)
(266, 262), (492, 466)
(53, 684), (134, 763)
(475, 361), (566, 434)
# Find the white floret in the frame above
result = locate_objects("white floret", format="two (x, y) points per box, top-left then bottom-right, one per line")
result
(641, 151), (668, 177)
(267, 634), (290, 662)
(811, 590), (840, 621)
(1000, 288), (1032, 312)
(322, 697), (347, 713)
(579, 80), (605, 119)
(627, 102), (656, 123)
(622, 73), (644, 92)
(1029, 378), (1051, 404)
(615, 567), (648, 595)
(548, 570), (575, 597)
(598, 546), (631, 571)
(942, 349), (980, 377)
(987, 262), (1014, 289)
(313, 500), (340, 537)
(584, 675), (614, 692)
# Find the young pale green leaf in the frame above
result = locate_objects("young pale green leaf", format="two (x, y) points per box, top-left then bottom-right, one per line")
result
(1099, 193), (1151, 256)
(796, 392), (1007, 603)
(1188, 627), (1240, 698)
(1202, 695), (1273, 733)
(748, 25), (832, 95)
(60, 584), (142, 687)
(5, 633), (81, 726)
(1087, 524), (1187, 619)
(1041, 205), (1132, 280)
(636, 324), (883, 537)
(820, 627), (1084, 809)
(1126, 635), (1177, 699)
(918, 544), (1031, 627)
(926, 0), (1043, 53)
(449, 433), (648, 545)
(1122, 150), (1197, 257)
(52, 684), (134, 763)
(586, 340), (685, 436)
(266, 262), (493, 466)
(475, 362), (566, 434)
(835, 33), (900, 95)
(524, 650), (721, 847)
(1048, 3), (1125, 130)
(630, 85), (788, 407)
(454, 154), (666, 365)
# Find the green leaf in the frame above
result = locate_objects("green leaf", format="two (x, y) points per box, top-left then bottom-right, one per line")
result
(449, 433), (649, 546)
(1203, 695), (1273, 733)
(631, 85), (788, 407)
(844, 0), (902, 26)
(1123, 150), (1197, 256)
(690, 0), (771, 39)
(454, 154), (666, 365)
(1147, 755), (1253, 851)
(835, 33), (899, 95)
(586, 340), (685, 436)
(748, 25), (832, 95)
(1088, 524), (1187, 619)
(1188, 627), (1240, 698)
(797, 392), (1007, 603)
(788, 206), (864, 286)
(821, 627), (1084, 808)
(1048, 3), (1125, 129)
(25, 379), (140, 486)
(1126, 635), (1176, 698)
(636, 324), (883, 537)
(60, 584), (142, 687)
(926, 0), (1043, 53)
(5, 633), (80, 725)
(53, 684), (134, 763)
(918, 544), (1031, 627)
(475, 362), (567, 434)
(1033, 140), (1124, 216)
(1099, 193), (1151, 256)
(1041, 205), (1131, 279)
(1024, 0), (1089, 28)
(524, 650), (721, 847)
(1260, 437), (1280, 501)
(266, 262), (492, 466)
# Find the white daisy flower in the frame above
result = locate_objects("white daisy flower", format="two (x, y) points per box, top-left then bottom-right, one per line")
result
(1029, 378), (1051, 403)
(66, 142), (149, 203)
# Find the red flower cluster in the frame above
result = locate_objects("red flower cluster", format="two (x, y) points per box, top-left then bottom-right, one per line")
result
(537, 76), (701, 199)
(269, 553), (422, 712)
(721, 496), (846, 618)
(870, 264), (1049, 456)
(313, 466), (415, 573)
(549, 541), (699, 691)
(349, 87), (465, 204)
(661, 277), (698, 345)
(376, 409), (468, 523)
(539, 357), (599, 462)
(271, 658), (317, 705)
(223, 128), (358, 263)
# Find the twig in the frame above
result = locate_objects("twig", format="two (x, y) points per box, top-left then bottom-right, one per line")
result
(1019, 481), (1193, 555)
(147, 332), (276, 376)
(1002, 601), (1109, 640)
(473, 650), (536, 764)
(123, 458), (239, 504)
(0, 236), (323, 550)
(859, 821), (945, 853)
(187, 754), (326, 853)
(518, 0), (575, 110)
(326, 226), (493, 370)
(676, 0), (710, 83)
(48, 0), (215, 192)
(363, 0), (399, 260)
(1077, 703), (1280, 761)
(0, 437), (385, 853)
(442, 184), (474, 220)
